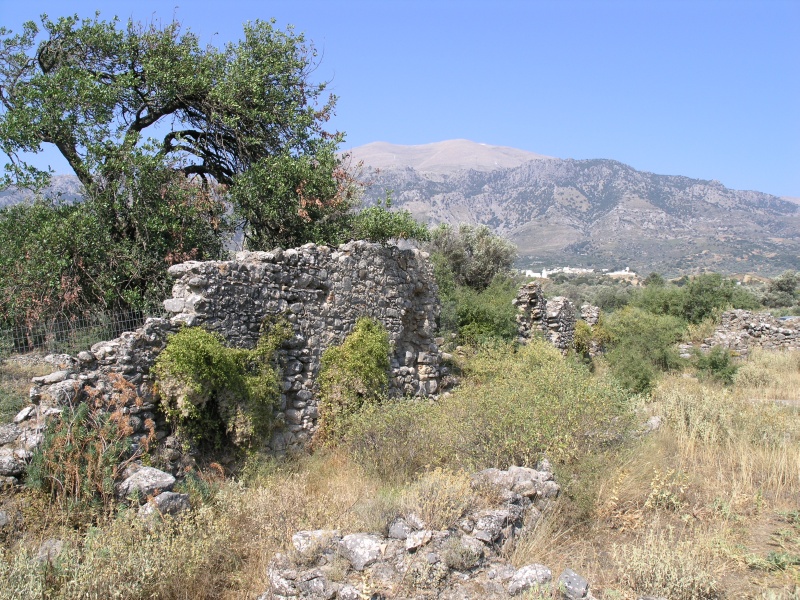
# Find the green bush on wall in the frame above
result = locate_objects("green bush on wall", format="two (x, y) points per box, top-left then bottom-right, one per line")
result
(153, 319), (291, 448)
(316, 317), (390, 444)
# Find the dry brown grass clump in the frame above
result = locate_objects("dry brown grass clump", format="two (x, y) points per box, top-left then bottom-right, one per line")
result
(509, 348), (800, 598)
(735, 347), (800, 403)
(0, 450), (393, 599)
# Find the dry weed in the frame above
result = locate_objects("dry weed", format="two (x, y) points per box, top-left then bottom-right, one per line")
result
(400, 468), (474, 531)
(735, 348), (800, 402)
(612, 524), (724, 600)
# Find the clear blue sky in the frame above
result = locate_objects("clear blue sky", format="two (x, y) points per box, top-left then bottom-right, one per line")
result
(1, 0), (798, 197)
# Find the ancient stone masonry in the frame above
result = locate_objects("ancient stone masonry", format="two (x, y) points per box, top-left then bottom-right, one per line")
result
(0, 320), (178, 482)
(164, 241), (442, 451)
(680, 309), (800, 359)
(259, 463), (599, 600)
(579, 304), (600, 327)
(1, 241), (443, 477)
(513, 282), (577, 353)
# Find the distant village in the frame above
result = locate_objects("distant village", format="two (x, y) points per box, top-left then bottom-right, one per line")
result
(522, 266), (638, 281)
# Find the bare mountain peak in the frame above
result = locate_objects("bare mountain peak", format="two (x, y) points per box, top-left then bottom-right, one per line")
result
(357, 143), (799, 276)
(348, 139), (551, 175)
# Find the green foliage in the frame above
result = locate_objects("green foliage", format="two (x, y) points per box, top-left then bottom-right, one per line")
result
(0, 162), (226, 325)
(632, 284), (686, 319)
(603, 306), (686, 393)
(693, 346), (738, 385)
(572, 318), (612, 364)
(316, 318), (390, 444)
(0, 14), (337, 201)
(763, 271), (798, 309)
(643, 272), (666, 287)
(153, 320), (290, 448)
(344, 339), (632, 482)
(633, 273), (759, 325)
(427, 225), (520, 345)
(591, 284), (634, 311)
(540, 274), (634, 312)
(426, 224), (517, 292)
(0, 13), (363, 318)
(448, 275), (520, 344)
(349, 195), (430, 245)
(0, 199), (102, 324)
(572, 320), (595, 359)
(229, 148), (356, 251)
(681, 273), (759, 323)
(27, 401), (131, 517)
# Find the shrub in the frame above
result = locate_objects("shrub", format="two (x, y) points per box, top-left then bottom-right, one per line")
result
(350, 195), (430, 244)
(400, 468), (474, 530)
(632, 283), (686, 318)
(153, 319), (290, 448)
(344, 338), (632, 481)
(693, 346), (738, 385)
(632, 273), (759, 324)
(613, 527), (721, 600)
(603, 306), (686, 393)
(572, 318), (612, 365)
(337, 399), (437, 481)
(425, 224), (517, 292)
(27, 399), (133, 517)
(316, 317), (390, 443)
(0, 503), (240, 599)
(762, 271), (798, 308)
(452, 275), (520, 344)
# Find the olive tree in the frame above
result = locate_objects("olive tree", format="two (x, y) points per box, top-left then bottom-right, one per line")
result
(0, 14), (350, 248)
(0, 13), (423, 324)
(426, 223), (517, 291)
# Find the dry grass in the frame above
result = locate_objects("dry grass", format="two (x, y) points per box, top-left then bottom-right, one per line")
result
(735, 348), (800, 404)
(684, 316), (719, 344)
(3, 346), (800, 599)
(399, 468), (475, 530)
(0, 450), (394, 599)
(509, 348), (800, 598)
(0, 357), (51, 422)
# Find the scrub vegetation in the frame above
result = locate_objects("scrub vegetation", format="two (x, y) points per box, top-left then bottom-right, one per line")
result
(1, 11), (799, 600)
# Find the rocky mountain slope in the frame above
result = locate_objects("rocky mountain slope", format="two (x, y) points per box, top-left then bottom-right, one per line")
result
(0, 175), (84, 208)
(3, 141), (797, 275)
(351, 140), (800, 276)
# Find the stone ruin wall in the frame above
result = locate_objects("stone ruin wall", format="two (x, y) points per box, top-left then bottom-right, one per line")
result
(0, 241), (442, 480)
(165, 241), (442, 452)
(1, 268), (622, 483)
(681, 309), (800, 358)
(513, 282), (581, 352)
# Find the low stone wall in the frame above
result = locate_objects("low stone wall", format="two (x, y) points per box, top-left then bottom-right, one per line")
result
(2, 319), (177, 480)
(0, 242), (443, 478)
(688, 309), (800, 357)
(260, 463), (584, 600)
(514, 282), (577, 352)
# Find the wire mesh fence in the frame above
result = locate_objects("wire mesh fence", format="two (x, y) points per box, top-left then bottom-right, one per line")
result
(0, 309), (159, 359)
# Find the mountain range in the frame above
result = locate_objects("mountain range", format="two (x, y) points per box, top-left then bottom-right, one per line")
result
(0, 175), (84, 208)
(349, 140), (800, 276)
(2, 141), (797, 276)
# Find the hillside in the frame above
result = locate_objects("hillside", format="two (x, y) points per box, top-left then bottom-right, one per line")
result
(351, 140), (800, 276)
(0, 175), (84, 208)
(3, 140), (798, 276)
